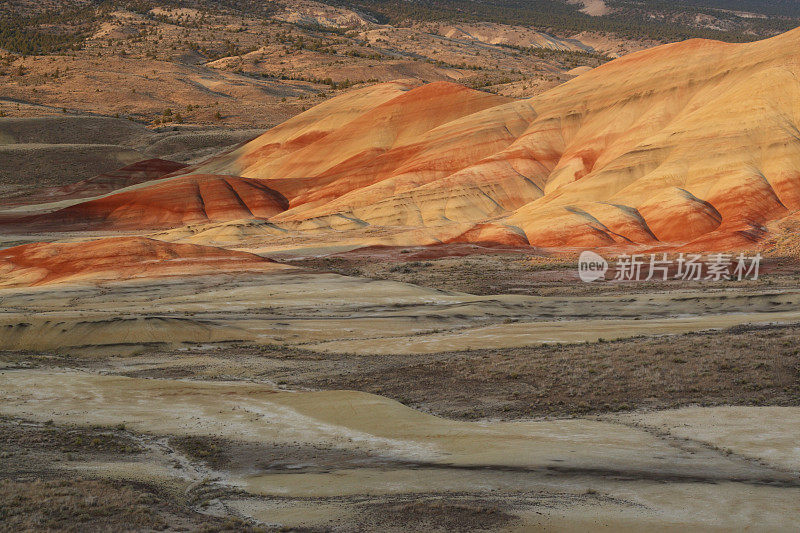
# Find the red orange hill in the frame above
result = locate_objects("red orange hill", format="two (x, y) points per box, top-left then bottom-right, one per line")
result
(9, 29), (800, 253)
(0, 237), (284, 288)
(188, 30), (800, 251)
(25, 174), (289, 230)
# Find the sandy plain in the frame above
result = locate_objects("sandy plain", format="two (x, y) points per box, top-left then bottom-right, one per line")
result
(1, 253), (799, 530)
(0, 366), (798, 531)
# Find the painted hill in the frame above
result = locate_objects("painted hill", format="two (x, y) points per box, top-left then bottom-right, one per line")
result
(185, 28), (800, 250)
(24, 174), (288, 230)
(0, 237), (284, 288)
(9, 28), (800, 252)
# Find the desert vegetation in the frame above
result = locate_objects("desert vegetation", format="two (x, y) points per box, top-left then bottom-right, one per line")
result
(10, 0), (787, 127)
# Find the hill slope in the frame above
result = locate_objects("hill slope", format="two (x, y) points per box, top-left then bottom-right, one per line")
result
(9, 28), (800, 252)
(184, 28), (800, 249)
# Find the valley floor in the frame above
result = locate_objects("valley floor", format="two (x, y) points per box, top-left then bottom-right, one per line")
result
(1, 256), (799, 531)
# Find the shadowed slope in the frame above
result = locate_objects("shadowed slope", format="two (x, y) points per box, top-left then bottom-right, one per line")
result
(0, 159), (187, 207)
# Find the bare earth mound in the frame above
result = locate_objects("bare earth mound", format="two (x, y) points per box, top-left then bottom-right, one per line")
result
(9, 29), (800, 252)
(0, 237), (282, 287)
(23, 174), (289, 230)
(177, 28), (800, 251)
